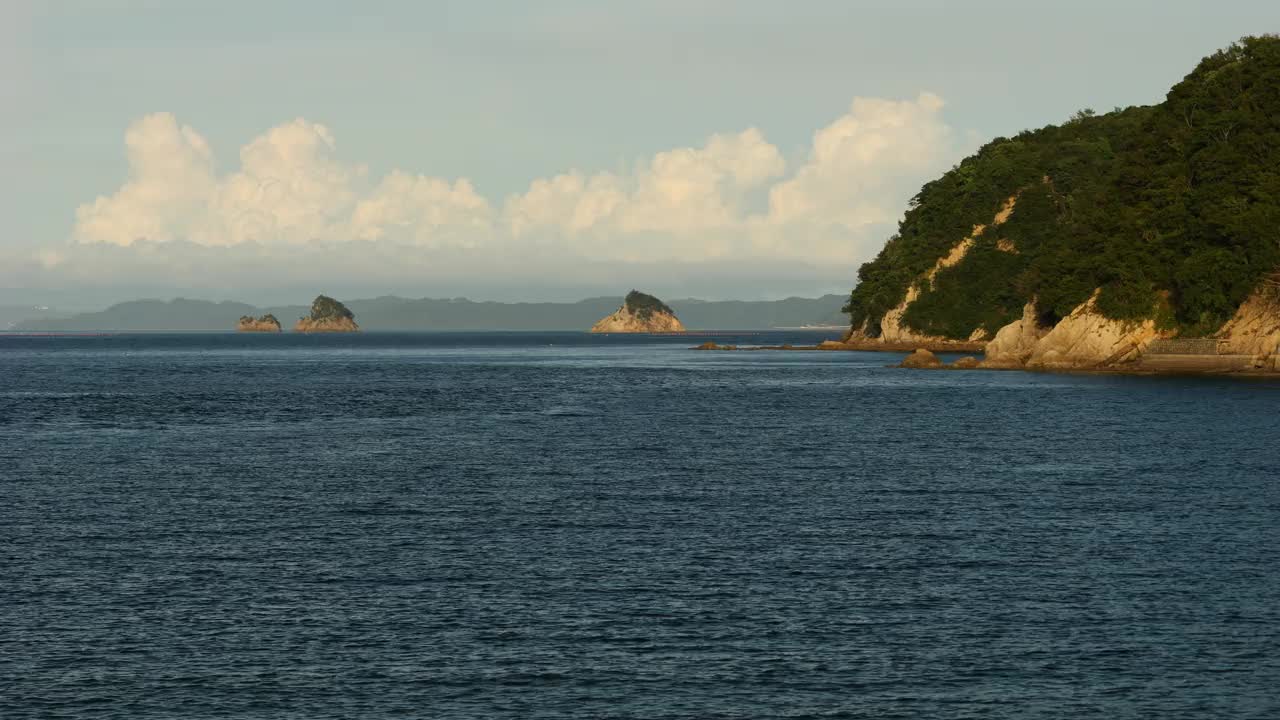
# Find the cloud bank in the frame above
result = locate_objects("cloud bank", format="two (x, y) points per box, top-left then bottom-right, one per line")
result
(18, 93), (970, 301)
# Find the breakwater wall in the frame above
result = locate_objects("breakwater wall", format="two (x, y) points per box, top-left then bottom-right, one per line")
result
(1139, 339), (1274, 373)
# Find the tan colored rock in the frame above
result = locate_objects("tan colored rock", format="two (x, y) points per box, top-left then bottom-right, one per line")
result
(1025, 292), (1162, 370)
(237, 314), (281, 332)
(818, 339), (851, 350)
(876, 284), (943, 344)
(1216, 286), (1280, 359)
(992, 195), (1017, 225)
(294, 317), (359, 333)
(899, 348), (943, 369)
(592, 310), (684, 333)
(980, 302), (1048, 368)
(950, 356), (980, 369)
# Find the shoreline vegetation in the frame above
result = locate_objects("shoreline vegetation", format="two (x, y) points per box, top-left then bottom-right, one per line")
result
(834, 36), (1280, 376)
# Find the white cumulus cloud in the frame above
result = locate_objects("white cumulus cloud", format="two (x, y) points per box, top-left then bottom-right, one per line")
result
(73, 115), (493, 249)
(64, 93), (971, 292)
(73, 113), (217, 246)
(768, 92), (952, 229)
(202, 118), (360, 246)
(504, 128), (784, 241)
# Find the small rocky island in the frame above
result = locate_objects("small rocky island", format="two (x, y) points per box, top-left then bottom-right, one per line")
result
(294, 295), (359, 333)
(591, 290), (685, 333)
(236, 314), (282, 332)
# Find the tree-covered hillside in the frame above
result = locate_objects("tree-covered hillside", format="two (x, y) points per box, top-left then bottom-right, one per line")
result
(307, 295), (355, 321)
(846, 36), (1280, 339)
(623, 290), (676, 321)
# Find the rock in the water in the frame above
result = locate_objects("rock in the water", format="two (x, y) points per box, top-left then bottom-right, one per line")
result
(899, 348), (942, 368)
(693, 341), (735, 350)
(237, 314), (281, 332)
(591, 290), (685, 333)
(950, 356), (980, 369)
(294, 295), (359, 333)
(981, 302), (1048, 368)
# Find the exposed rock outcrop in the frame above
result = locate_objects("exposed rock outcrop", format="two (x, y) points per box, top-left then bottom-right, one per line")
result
(849, 196), (1019, 345)
(950, 356), (981, 369)
(899, 348), (943, 369)
(237, 314), (281, 332)
(294, 295), (359, 333)
(295, 317), (359, 332)
(1025, 294), (1163, 370)
(591, 290), (685, 333)
(981, 292), (1165, 370)
(980, 302), (1050, 368)
(1217, 285), (1280, 366)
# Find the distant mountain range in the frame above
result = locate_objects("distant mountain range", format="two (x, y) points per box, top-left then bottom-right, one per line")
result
(9, 295), (848, 332)
(1, 305), (72, 330)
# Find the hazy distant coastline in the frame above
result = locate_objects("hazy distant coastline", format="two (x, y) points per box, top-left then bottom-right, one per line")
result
(9, 294), (847, 332)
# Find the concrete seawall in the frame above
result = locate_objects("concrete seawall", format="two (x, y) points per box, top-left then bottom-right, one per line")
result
(1138, 339), (1275, 373)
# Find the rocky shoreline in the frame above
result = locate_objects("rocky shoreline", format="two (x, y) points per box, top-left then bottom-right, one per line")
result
(694, 331), (1280, 377)
(696, 342), (1280, 376)
(820, 273), (1280, 376)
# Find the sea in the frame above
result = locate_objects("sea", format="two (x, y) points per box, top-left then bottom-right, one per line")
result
(2, 331), (1278, 719)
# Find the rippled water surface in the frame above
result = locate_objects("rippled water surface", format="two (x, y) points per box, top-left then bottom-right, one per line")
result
(3, 332), (1279, 718)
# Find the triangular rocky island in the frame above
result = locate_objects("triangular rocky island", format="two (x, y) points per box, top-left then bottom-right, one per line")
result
(294, 295), (359, 333)
(590, 290), (686, 333)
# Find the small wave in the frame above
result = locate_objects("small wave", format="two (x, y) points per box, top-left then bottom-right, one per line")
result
(542, 406), (597, 417)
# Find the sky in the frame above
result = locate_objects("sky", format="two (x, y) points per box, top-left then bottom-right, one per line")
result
(2, 0), (1277, 307)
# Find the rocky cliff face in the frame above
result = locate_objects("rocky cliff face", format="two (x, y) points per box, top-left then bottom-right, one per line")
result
(237, 314), (281, 332)
(1217, 285), (1280, 362)
(1024, 296), (1162, 370)
(980, 303), (1047, 368)
(590, 291), (685, 333)
(976, 285), (1280, 372)
(294, 295), (359, 333)
(848, 196), (1017, 346)
(981, 292), (1165, 371)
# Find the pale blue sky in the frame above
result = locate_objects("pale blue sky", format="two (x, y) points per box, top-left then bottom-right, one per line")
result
(2, 1), (1277, 304)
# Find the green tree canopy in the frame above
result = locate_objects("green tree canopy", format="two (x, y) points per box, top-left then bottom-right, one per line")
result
(845, 36), (1280, 339)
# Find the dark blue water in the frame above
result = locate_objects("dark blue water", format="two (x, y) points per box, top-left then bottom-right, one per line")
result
(3, 332), (1279, 719)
